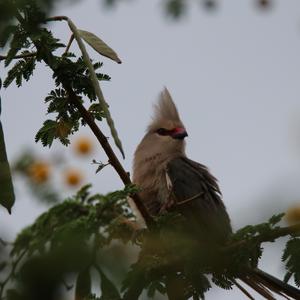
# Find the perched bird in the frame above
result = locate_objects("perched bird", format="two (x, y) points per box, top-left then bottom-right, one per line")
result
(132, 88), (300, 299)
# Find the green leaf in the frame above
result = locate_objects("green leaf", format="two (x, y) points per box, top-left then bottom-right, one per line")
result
(35, 119), (58, 147)
(282, 238), (300, 287)
(3, 56), (36, 88)
(268, 213), (285, 226)
(78, 30), (122, 64)
(97, 268), (121, 300)
(0, 96), (15, 213)
(35, 119), (72, 147)
(5, 25), (29, 67)
(75, 268), (91, 300)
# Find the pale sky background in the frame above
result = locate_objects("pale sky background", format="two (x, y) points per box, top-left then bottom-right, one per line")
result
(1, 0), (300, 299)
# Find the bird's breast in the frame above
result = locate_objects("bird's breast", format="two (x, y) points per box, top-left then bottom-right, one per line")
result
(133, 153), (171, 215)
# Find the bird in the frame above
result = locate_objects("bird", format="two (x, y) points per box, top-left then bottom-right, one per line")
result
(131, 88), (300, 299)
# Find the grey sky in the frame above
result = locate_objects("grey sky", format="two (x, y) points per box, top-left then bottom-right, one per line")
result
(1, 0), (300, 298)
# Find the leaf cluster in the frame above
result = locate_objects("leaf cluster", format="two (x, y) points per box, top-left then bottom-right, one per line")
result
(0, 185), (137, 300)
(3, 53), (36, 88)
(282, 238), (300, 287)
(1, 2), (110, 150)
(35, 56), (109, 147)
(53, 56), (110, 101)
(1, 183), (300, 300)
(226, 213), (285, 271)
(121, 213), (295, 300)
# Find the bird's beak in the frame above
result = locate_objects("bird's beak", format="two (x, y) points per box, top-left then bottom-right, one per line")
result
(172, 128), (188, 140)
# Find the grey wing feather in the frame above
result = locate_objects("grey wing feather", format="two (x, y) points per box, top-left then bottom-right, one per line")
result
(167, 157), (232, 242)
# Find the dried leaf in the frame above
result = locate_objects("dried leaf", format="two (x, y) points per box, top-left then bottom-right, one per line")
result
(78, 30), (122, 64)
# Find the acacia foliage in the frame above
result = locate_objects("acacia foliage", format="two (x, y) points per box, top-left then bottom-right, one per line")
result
(0, 1), (299, 300)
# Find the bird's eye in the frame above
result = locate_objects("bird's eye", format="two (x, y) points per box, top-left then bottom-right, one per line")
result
(156, 128), (168, 135)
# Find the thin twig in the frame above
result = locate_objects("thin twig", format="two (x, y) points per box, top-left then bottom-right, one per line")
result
(0, 52), (37, 61)
(65, 87), (153, 226)
(67, 18), (125, 158)
(13, 12), (154, 227)
(45, 15), (68, 22)
(46, 15), (125, 158)
(224, 223), (300, 253)
(0, 250), (27, 298)
(63, 34), (74, 55)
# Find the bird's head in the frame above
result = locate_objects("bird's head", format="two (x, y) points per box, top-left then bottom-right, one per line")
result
(147, 88), (188, 142)
(134, 88), (187, 162)
(133, 88), (186, 183)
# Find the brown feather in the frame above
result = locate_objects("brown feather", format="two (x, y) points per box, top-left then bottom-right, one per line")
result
(133, 88), (186, 215)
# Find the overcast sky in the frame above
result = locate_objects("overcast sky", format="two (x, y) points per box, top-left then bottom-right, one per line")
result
(2, 0), (300, 298)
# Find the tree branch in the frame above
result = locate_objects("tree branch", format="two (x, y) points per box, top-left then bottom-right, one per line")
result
(45, 15), (68, 22)
(13, 12), (154, 227)
(224, 223), (300, 253)
(0, 52), (37, 61)
(63, 34), (74, 55)
(65, 86), (153, 226)
(67, 17), (125, 158)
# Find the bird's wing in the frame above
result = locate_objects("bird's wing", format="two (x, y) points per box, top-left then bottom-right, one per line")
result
(166, 157), (232, 242)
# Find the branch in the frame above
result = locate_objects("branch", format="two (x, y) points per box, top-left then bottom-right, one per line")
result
(13, 12), (154, 227)
(0, 250), (27, 298)
(63, 34), (74, 55)
(45, 14), (126, 157)
(67, 17), (125, 158)
(0, 52), (37, 61)
(224, 223), (300, 253)
(65, 86), (154, 226)
(45, 15), (68, 22)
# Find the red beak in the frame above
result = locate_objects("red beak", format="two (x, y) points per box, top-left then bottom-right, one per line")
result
(171, 128), (188, 140)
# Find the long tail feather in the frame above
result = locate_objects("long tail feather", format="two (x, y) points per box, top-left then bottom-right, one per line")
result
(241, 275), (276, 300)
(253, 268), (300, 299)
(233, 279), (256, 300)
(241, 268), (300, 299)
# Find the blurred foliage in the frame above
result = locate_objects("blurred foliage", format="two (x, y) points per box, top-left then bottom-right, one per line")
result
(1, 185), (299, 299)
(0, 0), (299, 300)
(102, 0), (273, 18)
(0, 87), (15, 213)
(0, 0), (274, 31)
(0, 185), (138, 300)
(12, 135), (99, 203)
(13, 151), (61, 203)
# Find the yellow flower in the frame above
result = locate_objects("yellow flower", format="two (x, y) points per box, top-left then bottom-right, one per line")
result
(64, 169), (83, 187)
(285, 206), (300, 225)
(28, 161), (51, 184)
(74, 136), (93, 156)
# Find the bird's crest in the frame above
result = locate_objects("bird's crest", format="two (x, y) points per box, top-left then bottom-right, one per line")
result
(148, 88), (183, 131)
